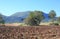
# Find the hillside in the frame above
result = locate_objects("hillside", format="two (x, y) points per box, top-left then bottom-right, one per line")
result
(2, 11), (50, 23)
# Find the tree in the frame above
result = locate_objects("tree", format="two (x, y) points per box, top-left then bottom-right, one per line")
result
(57, 16), (60, 23)
(0, 14), (5, 25)
(24, 11), (44, 26)
(48, 10), (56, 22)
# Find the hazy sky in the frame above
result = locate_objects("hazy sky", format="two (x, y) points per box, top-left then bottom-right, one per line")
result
(0, 0), (60, 16)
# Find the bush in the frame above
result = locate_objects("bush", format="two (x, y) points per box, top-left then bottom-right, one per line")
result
(54, 23), (59, 25)
(24, 11), (44, 26)
(50, 23), (59, 26)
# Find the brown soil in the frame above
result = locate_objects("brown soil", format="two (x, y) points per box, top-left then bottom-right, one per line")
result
(0, 26), (60, 39)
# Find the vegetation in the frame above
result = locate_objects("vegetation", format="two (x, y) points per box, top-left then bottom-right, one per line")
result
(57, 16), (60, 23)
(49, 10), (56, 19)
(0, 10), (60, 26)
(49, 22), (59, 26)
(24, 10), (60, 26)
(0, 14), (5, 25)
(48, 10), (56, 23)
(24, 11), (44, 26)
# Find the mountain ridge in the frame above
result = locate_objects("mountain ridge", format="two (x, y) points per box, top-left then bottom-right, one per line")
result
(1, 11), (49, 23)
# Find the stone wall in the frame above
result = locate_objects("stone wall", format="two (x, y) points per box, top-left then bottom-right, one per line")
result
(0, 26), (60, 39)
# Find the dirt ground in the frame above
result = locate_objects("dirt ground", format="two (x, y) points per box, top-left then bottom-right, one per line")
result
(0, 26), (60, 39)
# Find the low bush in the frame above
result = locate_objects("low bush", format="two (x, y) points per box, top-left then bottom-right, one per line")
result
(50, 23), (59, 26)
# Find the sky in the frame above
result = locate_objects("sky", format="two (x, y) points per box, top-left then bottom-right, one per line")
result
(0, 0), (60, 16)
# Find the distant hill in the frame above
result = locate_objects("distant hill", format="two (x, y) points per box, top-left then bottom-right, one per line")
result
(11, 11), (30, 18)
(2, 11), (50, 23)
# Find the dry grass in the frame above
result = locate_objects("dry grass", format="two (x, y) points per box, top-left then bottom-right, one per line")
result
(0, 23), (27, 26)
(0, 22), (60, 26)
(40, 22), (52, 26)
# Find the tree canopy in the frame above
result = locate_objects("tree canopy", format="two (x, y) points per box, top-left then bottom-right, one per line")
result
(48, 10), (56, 22)
(24, 11), (45, 26)
(49, 10), (56, 19)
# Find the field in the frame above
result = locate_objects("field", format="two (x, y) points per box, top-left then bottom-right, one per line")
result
(0, 26), (60, 39)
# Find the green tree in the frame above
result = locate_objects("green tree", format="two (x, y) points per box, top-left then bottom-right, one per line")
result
(57, 16), (60, 23)
(24, 11), (44, 26)
(0, 14), (5, 25)
(48, 10), (56, 22)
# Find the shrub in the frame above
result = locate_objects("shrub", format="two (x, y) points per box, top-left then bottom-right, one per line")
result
(50, 23), (59, 26)
(24, 11), (45, 26)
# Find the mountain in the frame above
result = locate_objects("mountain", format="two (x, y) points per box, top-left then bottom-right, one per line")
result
(11, 11), (30, 18)
(1, 11), (50, 23)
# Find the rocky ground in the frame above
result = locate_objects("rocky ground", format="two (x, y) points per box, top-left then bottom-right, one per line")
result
(0, 26), (60, 39)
